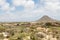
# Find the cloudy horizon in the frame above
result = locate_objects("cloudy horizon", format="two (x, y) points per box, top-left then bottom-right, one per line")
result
(0, 0), (60, 22)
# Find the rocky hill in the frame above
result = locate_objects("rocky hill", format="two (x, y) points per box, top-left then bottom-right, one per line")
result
(36, 15), (59, 23)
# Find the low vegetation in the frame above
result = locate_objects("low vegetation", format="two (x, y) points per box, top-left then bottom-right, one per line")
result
(0, 22), (60, 40)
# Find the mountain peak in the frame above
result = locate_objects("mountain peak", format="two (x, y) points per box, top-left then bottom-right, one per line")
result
(37, 15), (57, 22)
(42, 15), (49, 17)
(41, 15), (51, 19)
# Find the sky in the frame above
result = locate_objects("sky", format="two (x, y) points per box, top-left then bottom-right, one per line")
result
(0, 0), (60, 22)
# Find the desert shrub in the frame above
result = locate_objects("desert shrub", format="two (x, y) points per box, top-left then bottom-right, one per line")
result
(30, 34), (36, 40)
(16, 24), (19, 26)
(0, 26), (6, 32)
(44, 22), (52, 28)
(6, 29), (15, 36)
(0, 34), (4, 39)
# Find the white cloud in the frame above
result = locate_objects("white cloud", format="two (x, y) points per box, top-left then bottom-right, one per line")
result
(10, 6), (16, 11)
(1, 3), (10, 11)
(0, 0), (35, 11)
(0, 0), (6, 6)
(0, 0), (9, 11)
(12, 0), (35, 9)
(24, 0), (35, 9)
(44, 0), (60, 9)
(0, 12), (19, 22)
(0, 0), (15, 12)
(12, 0), (26, 6)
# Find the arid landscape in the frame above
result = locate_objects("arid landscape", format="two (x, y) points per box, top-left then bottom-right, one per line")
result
(0, 0), (60, 40)
(0, 15), (60, 40)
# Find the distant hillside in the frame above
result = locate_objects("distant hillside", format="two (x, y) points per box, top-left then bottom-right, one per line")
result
(36, 15), (59, 23)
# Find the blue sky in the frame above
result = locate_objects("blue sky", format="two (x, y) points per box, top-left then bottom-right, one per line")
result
(0, 0), (60, 22)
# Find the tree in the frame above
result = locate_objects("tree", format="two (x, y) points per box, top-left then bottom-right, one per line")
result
(45, 22), (52, 28)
